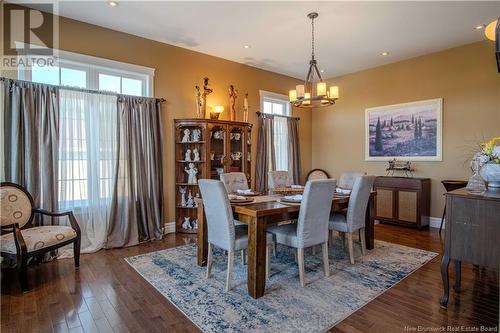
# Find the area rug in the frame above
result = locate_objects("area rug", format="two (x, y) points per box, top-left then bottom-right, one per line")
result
(125, 238), (437, 333)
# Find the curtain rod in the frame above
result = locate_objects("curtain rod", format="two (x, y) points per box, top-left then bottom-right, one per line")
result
(256, 111), (300, 120)
(0, 77), (166, 103)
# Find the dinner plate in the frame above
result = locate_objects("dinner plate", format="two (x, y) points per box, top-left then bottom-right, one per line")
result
(236, 191), (261, 197)
(279, 197), (302, 205)
(230, 198), (254, 204)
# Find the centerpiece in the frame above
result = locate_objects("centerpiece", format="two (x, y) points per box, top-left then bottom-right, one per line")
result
(478, 136), (500, 189)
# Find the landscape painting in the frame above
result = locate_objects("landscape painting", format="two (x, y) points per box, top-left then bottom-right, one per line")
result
(365, 98), (442, 161)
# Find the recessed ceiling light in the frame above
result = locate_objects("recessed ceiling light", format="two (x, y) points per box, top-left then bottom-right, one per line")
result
(381, 51), (390, 56)
(108, 1), (118, 7)
(244, 45), (251, 49)
(320, 69), (325, 73)
(474, 24), (485, 30)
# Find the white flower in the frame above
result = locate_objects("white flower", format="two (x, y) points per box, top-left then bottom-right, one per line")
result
(478, 154), (490, 164)
(492, 146), (500, 158)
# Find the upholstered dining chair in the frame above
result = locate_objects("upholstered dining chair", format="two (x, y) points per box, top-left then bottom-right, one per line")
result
(329, 175), (376, 264)
(220, 172), (249, 194)
(338, 172), (367, 190)
(198, 179), (274, 292)
(0, 182), (81, 291)
(306, 169), (330, 182)
(268, 170), (292, 190)
(267, 179), (337, 287)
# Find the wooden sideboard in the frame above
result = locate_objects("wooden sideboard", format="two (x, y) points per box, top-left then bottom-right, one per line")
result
(174, 119), (252, 234)
(440, 188), (500, 308)
(373, 176), (430, 229)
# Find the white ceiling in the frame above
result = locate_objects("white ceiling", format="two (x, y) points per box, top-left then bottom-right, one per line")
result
(48, 1), (500, 79)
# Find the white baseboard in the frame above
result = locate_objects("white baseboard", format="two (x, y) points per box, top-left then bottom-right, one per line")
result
(429, 216), (444, 229)
(164, 222), (176, 234)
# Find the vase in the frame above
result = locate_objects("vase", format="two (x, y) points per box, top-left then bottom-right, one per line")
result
(479, 163), (500, 189)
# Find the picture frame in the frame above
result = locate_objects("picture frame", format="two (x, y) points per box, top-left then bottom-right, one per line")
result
(365, 98), (443, 161)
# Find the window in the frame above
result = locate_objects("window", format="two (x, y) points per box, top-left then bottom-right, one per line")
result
(260, 90), (291, 171)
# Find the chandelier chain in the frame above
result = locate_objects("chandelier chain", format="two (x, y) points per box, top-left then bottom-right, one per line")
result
(311, 16), (315, 59)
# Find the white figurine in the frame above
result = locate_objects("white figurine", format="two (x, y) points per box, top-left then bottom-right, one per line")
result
(192, 129), (201, 142)
(179, 186), (187, 207)
(187, 190), (194, 207)
(182, 217), (192, 230)
(191, 219), (198, 230)
(193, 148), (200, 161)
(185, 163), (198, 184)
(181, 129), (191, 143)
(185, 149), (192, 161)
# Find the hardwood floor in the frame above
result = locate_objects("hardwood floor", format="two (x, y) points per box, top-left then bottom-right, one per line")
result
(1, 224), (498, 332)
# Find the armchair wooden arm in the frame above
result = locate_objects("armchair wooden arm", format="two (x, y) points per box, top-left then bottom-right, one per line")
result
(32, 208), (81, 236)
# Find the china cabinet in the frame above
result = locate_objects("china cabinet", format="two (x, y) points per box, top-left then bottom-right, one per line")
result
(174, 119), (252, 233)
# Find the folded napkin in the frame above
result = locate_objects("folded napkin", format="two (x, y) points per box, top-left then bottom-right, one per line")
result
(336, 188), (351, 195)
(228, 194), (246, 200)
(283, 194), (303, 201)
(236, 189), (253, 195)
(290, 185), (305, 189)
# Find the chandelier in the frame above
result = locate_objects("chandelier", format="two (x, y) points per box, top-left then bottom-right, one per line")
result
(289, 12), (339, 108)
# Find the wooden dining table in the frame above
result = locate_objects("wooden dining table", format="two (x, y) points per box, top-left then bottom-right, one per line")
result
(195, 192), (376, 299)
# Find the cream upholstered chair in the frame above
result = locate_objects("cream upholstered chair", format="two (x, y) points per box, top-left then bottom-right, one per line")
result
(0, 182), (81, 291)
(268, 170), (292, 190)
(198, 179), (274, 292)
(329, 175), (376, 264)
(338, 172), (367, 190)
(267, 179), (336, 287)
(220, 172), (249, 194)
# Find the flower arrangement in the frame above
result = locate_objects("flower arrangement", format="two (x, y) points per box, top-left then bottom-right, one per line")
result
(478, 136), (500, 165)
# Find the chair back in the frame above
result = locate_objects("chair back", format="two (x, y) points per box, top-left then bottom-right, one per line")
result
(346, 176), (376, 232)
(296, 179), (337, 248)
(338, 172), (366, 190)
(0, 182), (34, 228)
(268, 170), (292, 189)
(198, 180), (235, 251)
(220, 172), (249, 194)
(306, 169), (329, 181)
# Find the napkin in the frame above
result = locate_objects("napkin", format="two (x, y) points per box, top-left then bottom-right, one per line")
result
(236, 189), (253, 195)
(228, 194), (246, 200)
(336, 188), (351, 195)
(290, 185), (305, 189)
(283, 194), (303, 201)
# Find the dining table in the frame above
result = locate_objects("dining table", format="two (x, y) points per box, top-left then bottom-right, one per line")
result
(195, 191), (377, 299)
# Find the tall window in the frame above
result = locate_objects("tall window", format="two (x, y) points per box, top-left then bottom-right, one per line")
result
(260, 90), (291, 171)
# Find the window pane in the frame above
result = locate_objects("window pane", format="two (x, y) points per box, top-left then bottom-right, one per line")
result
(99, 73), (120, 93)
(32, 64), (59, 85)
(122, 77), (142, 96)
(61, 67), (87, 88)
(263, 101), (272, 114)
(272, 103), (284, 115)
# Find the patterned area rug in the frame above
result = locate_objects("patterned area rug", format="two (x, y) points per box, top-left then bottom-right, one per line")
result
(126, 238), (437, 333)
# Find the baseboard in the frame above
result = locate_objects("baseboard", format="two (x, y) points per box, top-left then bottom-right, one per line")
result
(429, 216), (443, 229)
(164, 222), (176, 234)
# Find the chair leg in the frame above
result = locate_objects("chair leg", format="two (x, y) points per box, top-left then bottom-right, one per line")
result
(294, 249), (298, 263)
(225, 251), (234, 292)
(241, 249), (246, 265)
(273, 239), (277, 257)
(266, 245), (271, 278)
(74, 237), (81, 268)
(322, 241), (330, 277)
(340, 232), (346, 249)
(359, 227), (366, 256)
(312, 245), (317, 255)
(347, 232), (355, 264)
(206, 243), (213, 279)
(297, 248), (305, 287)
(18, 256), (28, 292)
(439, 204), (446, 234)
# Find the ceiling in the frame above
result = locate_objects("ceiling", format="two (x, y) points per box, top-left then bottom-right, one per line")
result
(40, 1), (500, 79)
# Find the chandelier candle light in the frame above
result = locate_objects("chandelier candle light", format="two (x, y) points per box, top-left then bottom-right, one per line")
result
(289, 12), (339, 108)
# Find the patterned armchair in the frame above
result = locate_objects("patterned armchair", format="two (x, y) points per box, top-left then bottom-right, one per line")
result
(0, 182), (81, 291)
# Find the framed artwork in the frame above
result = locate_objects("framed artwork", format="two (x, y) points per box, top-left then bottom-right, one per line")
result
(365, 98), (443, 161)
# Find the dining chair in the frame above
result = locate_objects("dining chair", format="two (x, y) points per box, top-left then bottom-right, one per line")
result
(338, 172), (367, 190)
(0, 182), (81, 291)
(329, 175), (375, 264)
(220, 172), (249, 194)
(268, 170), (292, 190)
(198, 179), (274, 292)
(267, 179), (337, 287)
(306, 169), (330, 182)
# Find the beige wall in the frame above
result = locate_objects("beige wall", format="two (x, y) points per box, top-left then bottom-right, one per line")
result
(11, 15), (312, 223)
(313, 41), (500, 218)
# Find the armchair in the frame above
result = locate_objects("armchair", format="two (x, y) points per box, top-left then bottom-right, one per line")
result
(0, 182), (81, 291)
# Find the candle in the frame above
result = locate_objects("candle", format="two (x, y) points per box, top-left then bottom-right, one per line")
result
(243, 97), (249, 109)
(316, 82), (326, 96)
(329, 86), (339, 99)
(303, 92), (311, 105)
(214, 105), (224, 113)
(289, 90), (297, 102)
(296, 85), (305, 98)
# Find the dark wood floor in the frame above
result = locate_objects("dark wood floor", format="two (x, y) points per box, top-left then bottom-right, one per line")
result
(1, 224), (498, 333)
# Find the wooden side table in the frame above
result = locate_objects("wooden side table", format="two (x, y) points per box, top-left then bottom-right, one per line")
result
(439, 180), (468, 233)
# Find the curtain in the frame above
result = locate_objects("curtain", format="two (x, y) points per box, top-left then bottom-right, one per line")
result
(2, 78), (59, 222)
(255, 114), (275, 193)
(58, 89), (118, 255)
(287, 117), (302, 185)
(273, 115), (288, 171)
(106, 96), (164, 248)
